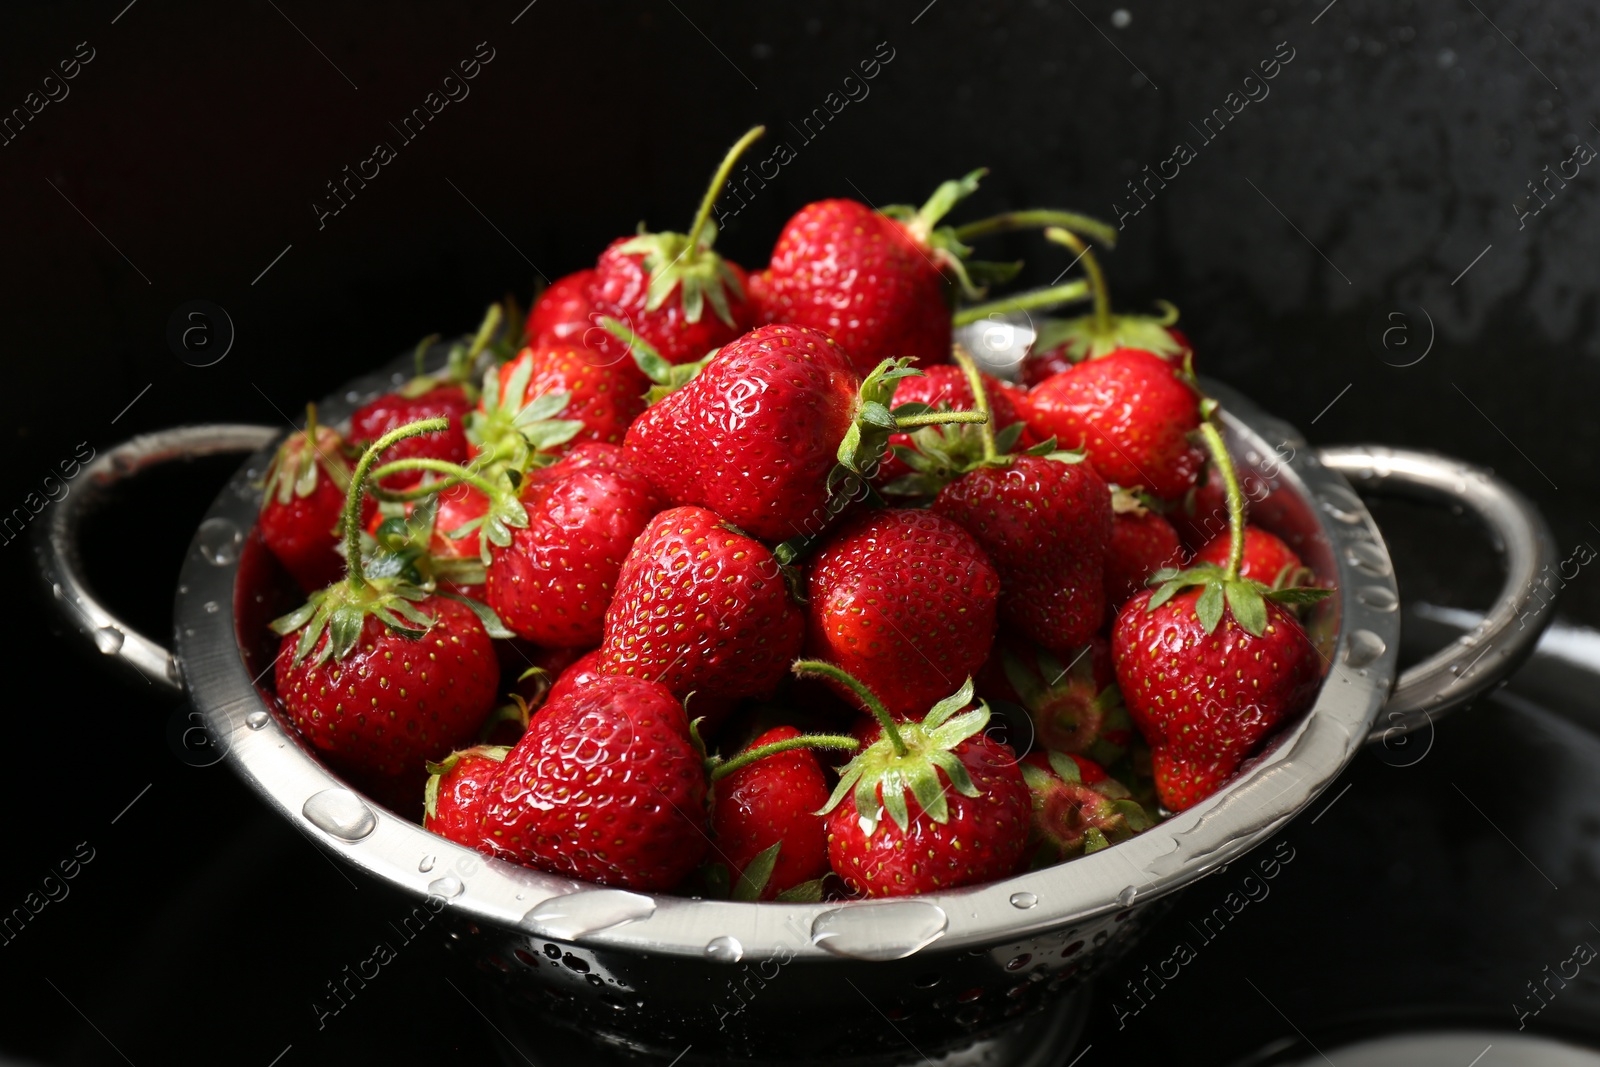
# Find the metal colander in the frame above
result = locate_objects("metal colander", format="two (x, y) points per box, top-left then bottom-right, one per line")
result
(39, 335), (1556, 1066)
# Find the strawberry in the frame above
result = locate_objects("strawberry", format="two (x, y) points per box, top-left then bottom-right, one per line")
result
(484, 443), (664, 647)
(799, 666), (1029, 897)
(526, 269), (596, 348)
(423, 745), (508, 853)
(804, 508), (1000, 718)
(271, 417), (510, 790)
(350, 385), (473, 492)
(583, 128), (766, 366)
(708, 726), (847, 900)
(480, 675), (707, 890)
(1105, 488), (1184, 610)
(544, 647), (604, 705)
(258, 407), (363, 592)
(984, 635), (1121, 756)
(1193, 525), (1309, 589)
(872, 364), (1035, 487)
(463, 353), (587, 475)
(488, 345), (649, 449)
(1018, 750), (1152, 865)
(1026, 347), (1204, 502)
(599, 506), (806, 712)
(1111, 420), (1330, 811)
(623, 323), (983, 543)
(934, 453), (1111, 654)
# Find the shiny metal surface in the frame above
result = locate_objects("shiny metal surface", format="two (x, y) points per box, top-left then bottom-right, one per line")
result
(36, 343), (1558, 1063)
(1318, 445), (1559, 740)
(34, 423), (279, 696)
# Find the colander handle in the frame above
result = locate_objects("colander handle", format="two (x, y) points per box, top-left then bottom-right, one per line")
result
(1316, 446), (1559, 741)
(35, 424), (281, 696)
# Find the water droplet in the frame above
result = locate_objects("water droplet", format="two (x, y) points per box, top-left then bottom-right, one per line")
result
(302, 788), (376, 841)
(811, 900), (948, 961)
(1319, 485), (1365, 524)
(1356, 584), (1399, 612)
(1005, 953), (1031, 971)
(1116, 886), (1138, 907)
(245, 709), (270, 730)
(521, 889), (657, 939)
(418, 855), (436, 873)
(51, 583), (64, 600)
(1009, 891), (1038, 910)
(428, 876), (464, 899)
(1344, 628), (1387, 668)
(1344, 540), (1391, 577)
(705, 935), (744, 963)
(196, 517), (243, 566)
(202, 600), (220, 614)
(177, 584), (188, 595)
(94, 627), (124, 655)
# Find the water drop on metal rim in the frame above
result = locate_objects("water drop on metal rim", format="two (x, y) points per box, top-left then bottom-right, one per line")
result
(704, 935), (744, 964)
(202, 600), (220, 614)
(302, 788), (377, 841)
(1116, 886), (1138, 906)
(94, 627), (124, 654)
(1009, 891), (1038, 910)
(418, 855), (436, 873)
(1344, 540), (1391, 577)
(1343, 629), (1387, 668)
(245, 709), (270, 730)
(1356, 584), (1399, 612)
(811, 900), (948, 960)
(428, 876), (464, 899)
(521, 889), (657, 940)
(196, 517), (243, 566)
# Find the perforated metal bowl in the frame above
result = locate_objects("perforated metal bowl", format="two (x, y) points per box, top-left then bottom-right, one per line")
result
(39, 340), (1556, 1065)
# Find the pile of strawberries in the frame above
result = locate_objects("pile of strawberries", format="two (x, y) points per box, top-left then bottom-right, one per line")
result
(257, 129), (1330, 901)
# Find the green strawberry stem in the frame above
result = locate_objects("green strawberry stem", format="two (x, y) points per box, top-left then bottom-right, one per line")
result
(367, 458), (505, 503)
(709, 734), (860, 781)
(951, 279), (1090, 327)
(952, 209), (1119, 249)
(949, 346), (999, 462)
(343, 418), (450, 590)
(894, 410), (988, 430)
(683, 125), (766, 263)
(1198, 419), (1246, 582)
(1044, 226), (1111, 337)
(791, 659), (908, 756)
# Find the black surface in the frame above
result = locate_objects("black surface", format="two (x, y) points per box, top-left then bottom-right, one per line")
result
(5, 2), (1600, 1064)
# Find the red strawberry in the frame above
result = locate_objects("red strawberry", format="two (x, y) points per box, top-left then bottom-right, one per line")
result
(490, 345), (649, 450)
(624, 323), (980, 543)
(480, 675), (707, 889)
(1113, 581), (1322, 811)
(582, 128), (766, 366)
(805, 508), (999, 718)
(801, 668), (1029, 897)
(1108, 420), (1328, 810)
(1105, 489), (1184, 609)
(350, 385), (473, 492)
(1193, 525), (1308, 589)
(423, 745), (508, 853)
(1026, 348), (1204, 501)
(873, 365), (1035, 487)
(526, 269), (596, 347)
(600, 506), (806, 711)
(761, 198), (951, 375)
(484, 443), (664, 647)
(545, 648), (604, 705)
(933, 453), (1111, 654)
(258, 409), (362, 592)
(274, 597), (500, 783)
(1172, 460), (1270, 550)
(271, 416), (508, 793)
(1018, 750), (1152, 864)
(709, 726), (835, 900)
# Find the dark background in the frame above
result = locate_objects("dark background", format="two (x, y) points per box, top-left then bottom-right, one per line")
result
(2, 1), (1598, 1065)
